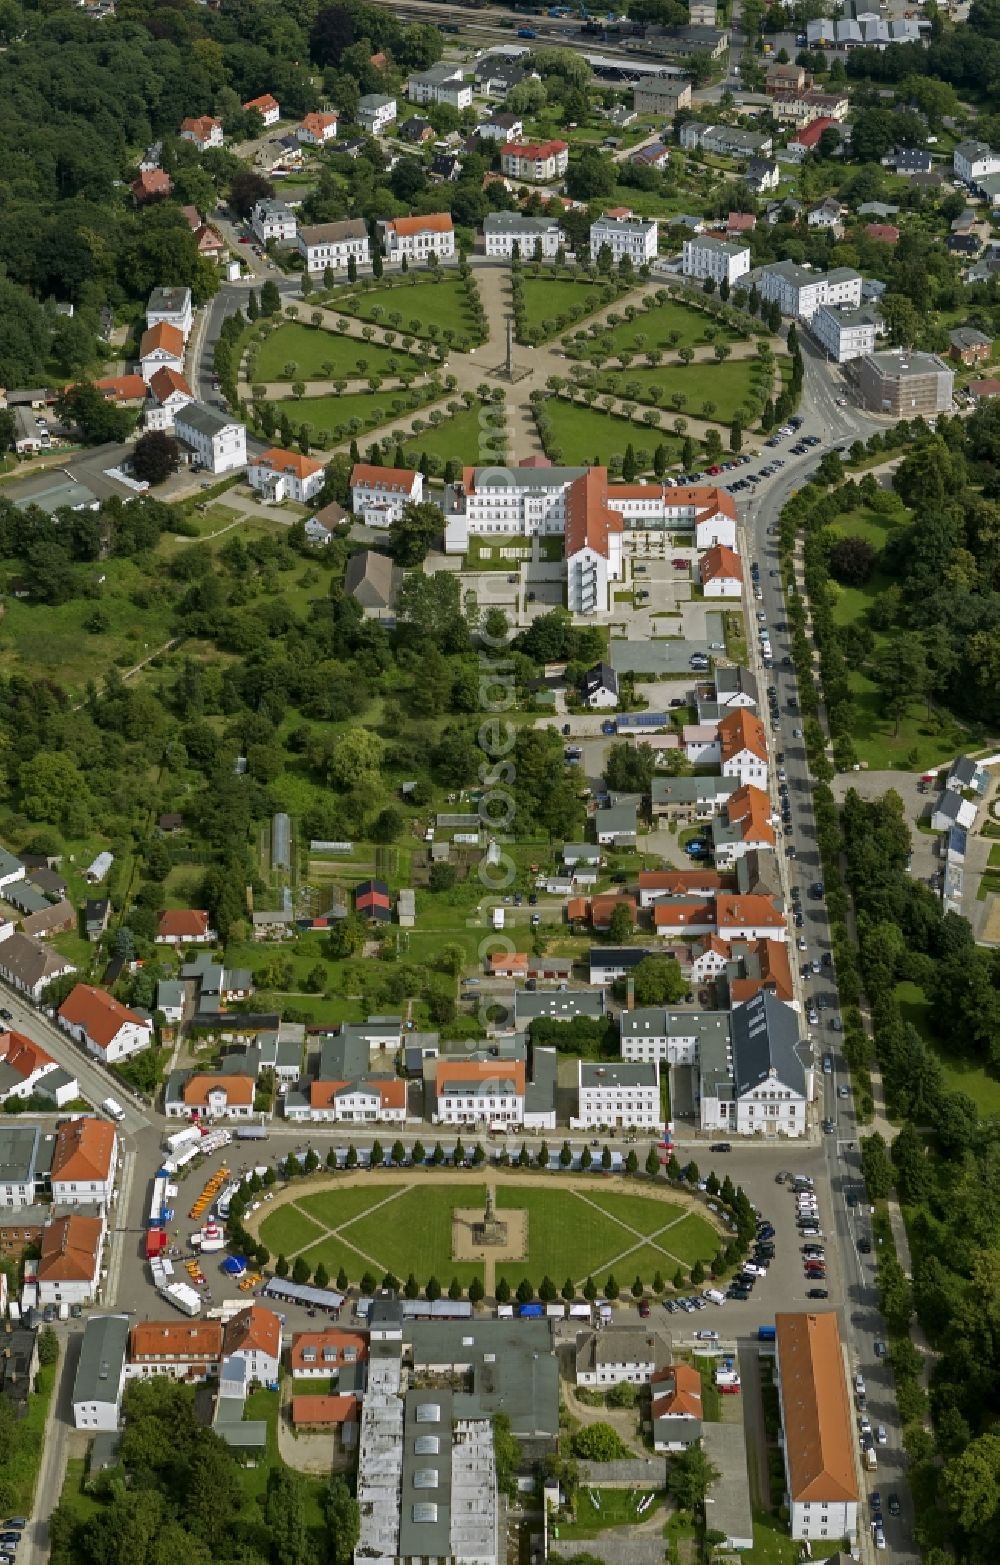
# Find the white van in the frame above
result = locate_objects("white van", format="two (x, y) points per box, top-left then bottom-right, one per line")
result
(704, 1288), (726, 1306)
(102, 1097), (125, 1121)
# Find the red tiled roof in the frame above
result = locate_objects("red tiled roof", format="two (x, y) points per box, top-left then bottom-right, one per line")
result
(51, 1116), (117, 1183)
(639, 870), (728, 895)
(434, 1059), (526, 1093)
(93, 375), (148, 403)
(39, 1214), (103, 1282)
(700, 543), (743, 583)
(133, 170), (173, 199)
(244, 93), (279, 114)
(131, 1320), (224, 1359)
(291, 1394), (358, 1426)
(252, 446), (323, 480)
(653, 901), (715, 929)
(383, 213), (453, 235)
(149, 366), (193, 402)
(565, 467), (622, 560)
(310, 1078), (407, 1110)
(182, 1073), (255, 1107)
(59, 984), (148, 1051)
(864, 223), (899, 244)
(502, 139), (568, 159)
(719, 709), (768, 764)
(351, 462), (418, 490)
(157, 908), (210, 939)
(0, 1028), (54, 1080)
(290, 1329), (368, 1374)
(139, 322), (184, 360)
(223, 1304), (282, 1360)
(792, 116), (835, 147)
(776, 1312), (857, 1503)
(717, 894), (785, 929)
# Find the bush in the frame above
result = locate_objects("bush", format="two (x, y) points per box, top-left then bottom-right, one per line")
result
(571, 1423), (632, 1461)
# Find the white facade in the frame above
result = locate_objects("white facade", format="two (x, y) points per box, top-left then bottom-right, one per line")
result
(297, 219), (370, 273)
(358, 95), (397, 135)
(252, 200), (297, 243)
(701, 565), (742, 598)
(145, 379), (193, 433)
(811, 304), (880, 363)
(590, 215), (658, 265)
(351, 465), (423, 525)
(750, 261), (862, 322)
(146, 288), (193, 342)
(682, 236), (751, 287)
(181, 117), (223, 149)
(571, 1061), (659, 1130)
(408, 65), (472, 109)
(722, 747), (768, 789)
(483, 212), (562, 258)
(298, 112), (338, 145)
(59, 1010), (152, 1067)
(567, 541), (613, 614)
(500, 142), (569, 181)
(576, 1332), (668, 1388)
(377, 216), (455, 263)
(249, 449), (325, 504)
(954, 140), (1000, 183)
(300, 1085), (407, 1124)
(173, 405), (247, 475)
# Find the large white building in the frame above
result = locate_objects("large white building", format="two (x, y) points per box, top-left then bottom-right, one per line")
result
(811, 303), (881, 363)
(72, 1315), (129, 1432)
(358, 94), (397, 135)
(297, 219), (370, 273)
(776, 1312), (858, 1544)
(432, 1059), (525, 1127)
(376, 213), (455, 264)
(173, 404), (247, 475)
(249, 446), (325, 504)
(699, 991), (810, 1138)
(590, 213), (658, 266)
(565, 466), (623, 614)
(682, 235), (751, 287)
(500, 139), (569, 182)
(408, 63), (472, 109)
(483, 212), (563, 259)
(571, 1060), (660, 1130)
(58, 983), (153, 1065)
(747, 260), (862, 322)
(350, 462), (424, 525)
(49, 1117), (118, 1209)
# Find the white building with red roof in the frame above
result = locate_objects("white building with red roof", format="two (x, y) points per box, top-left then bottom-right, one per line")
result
(138, 322), (185, 384)
(180, 115), (223, 149)
(49, 1116), (118, 1207)
(223, 1304), (282, 1384)
(350, 463), (423, 526)
(145, 366), (194, 432)
(565, 468), (623, 614)
(297, 111), (338, 145)
(718, 709), (769, 788)
(0, 1028), (73, 1105)
(699, 543), (743, 598)
(155, 909), (214, 945)
(244, 93), (280, 126)
(500, 139), (569, 182)
(58, 983), (153, 1064)
(376, 213), (455, 263)
(249, 447), (325, 505)
(38, 1212), (105, 1305)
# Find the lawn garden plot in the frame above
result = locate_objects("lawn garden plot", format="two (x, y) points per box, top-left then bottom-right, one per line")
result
(250, 322), (424, 382)
(393, 404), (508, 468)
(332, 275), (483, 346)
(590, 357), (773, 426)
(894, 980), (1000, 1117)
(515, 275), (636, 343)
(269, 385), (448, 446)
(578, 297), (744, 359)
(540, 399), (691, 467)
(252, 1173), (720, 1291)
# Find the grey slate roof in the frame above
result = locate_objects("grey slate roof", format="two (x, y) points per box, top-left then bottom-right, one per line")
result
(730, 990), (808, 1098)
(175, 402), (239, 438)
(73, 1314), (129, 1407)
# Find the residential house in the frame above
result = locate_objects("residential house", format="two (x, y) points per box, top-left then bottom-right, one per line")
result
(180, 116), (223, 149)
(157, 980), (185, 1024)
(743, 158), (779, 194)
(631, 77), (691, 114)
(408, 63), (472, 111)
(714, 666), (758, 709)
(290, 1327), (368, 1379)
(590, 213), (658, 265)
(807, 196), (843, 231)
(252, 200), (297, 244)
(350, 462), (423, 525)
(595, 801), (638, 846)
(155, 909), (213, 945)
(680, 122), (771, 158)
(788, 117), (836, 157)
(305, 501), (347, 543)
(165, 1071), (256, 1119)
(398, 117), (434, 145)
(358, 95), (397, 135)
(775, 1312), (858, 1541)
(631, 141), (670, 171)
(174, 404), (247, 475)
(954, 139), (1000, 184)
(575, 1326), (672, 1388)
(0, 1324), (39, 1415)
(249, 446), (324, 504)
(0, 932), (75, 1001)
(571, 1060), (659, 1130)
(244, 93), (280, 125)
(73, 1315), (129, 1430)
(138, 323), (185, 384)
(298, 111), (338, 146)
(58, 984), (153, 1064)
(500, 140), (569, 183)
(581, 661), (619, 708)
(682, 235), (750, 287)
(699, 543), (743, 597)
(127, 1319), (225, 1381)
(931, 788), (978, 832)
(653, 901), (716, 939)
(717, 709), (768, 788)
(355, 879), (391, 923)
(651, 775), (739, 822)
(223, 1305), (282, 1385)
(725, 938), (794, 1009)
(637, 869), (728, 908)
(145, 366), (194, 432)
(949, 326), (992, 365)
(699, 990), (810, 1137)
(132, 170), (173, 203)
(49, 1117), (118, 1209)
(477, 111), (525, 145)
(712, 784), (776, 867)
(945, 754), (987, 794)
(864, 222), (899, 246)
(146, 287), (193, 342)
(432, 1058), (526, 1127)
(0, 1030), (68, 1106)
(430, 152), (461, 182)
(306, 1076), (407, 1125)
(716, 893), (785, 941)
(652, 1364), (703, 1450)
(37, 1211), (105, 1305)
(297, 219), (370, 273)
(376, 214), (455, 263)
(766, 62), (810, 94)
(0, 1125), (46, 1208)
(483, 212), (563, 259)
(747, 260), (862, 323)
(21, 900), (76, 940)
